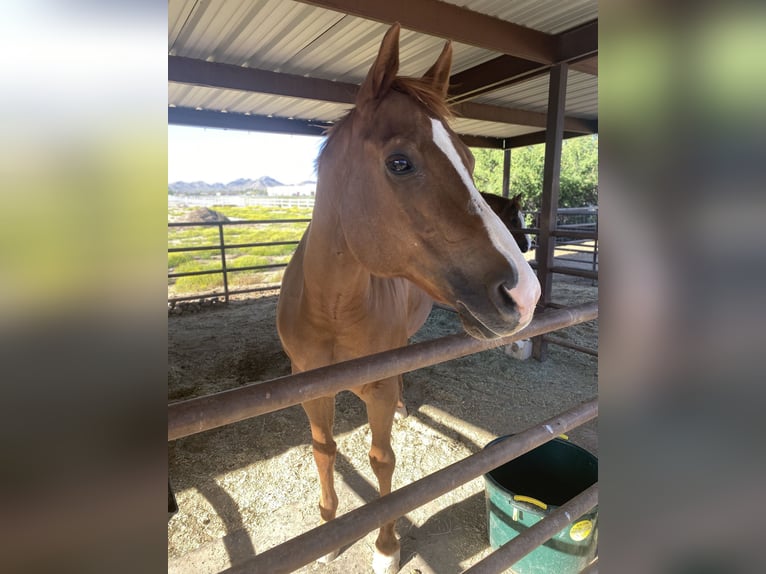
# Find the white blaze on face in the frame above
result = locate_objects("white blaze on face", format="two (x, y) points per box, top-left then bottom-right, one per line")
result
(430, 118), (540, 327)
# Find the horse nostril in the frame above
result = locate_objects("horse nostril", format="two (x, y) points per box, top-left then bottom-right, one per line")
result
(498, 281), (517, 308)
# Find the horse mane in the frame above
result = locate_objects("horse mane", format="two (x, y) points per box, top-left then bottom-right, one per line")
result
(317, 76), (454, 169)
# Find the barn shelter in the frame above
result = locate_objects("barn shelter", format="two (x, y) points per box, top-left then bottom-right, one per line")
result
(168, 1), (598, 572)
(168, 0), (598, 360)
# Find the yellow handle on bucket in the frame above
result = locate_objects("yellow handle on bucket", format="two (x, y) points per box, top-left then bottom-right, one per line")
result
(513, 495), (548, 510)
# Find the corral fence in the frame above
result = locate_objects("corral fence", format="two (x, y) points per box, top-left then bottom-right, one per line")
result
(167, 206), (597, 304)
(167, 218), (310, 303)
(168, 302), (599, 574)
(168, 210), (599, 573)
(528, 206), (599, 282)
(169, 195), (316, 208)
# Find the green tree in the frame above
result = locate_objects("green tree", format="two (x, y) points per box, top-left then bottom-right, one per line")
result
(559, 135), (598, 207)
(470, 134), (598, 210)
(471, 148), (503, 194)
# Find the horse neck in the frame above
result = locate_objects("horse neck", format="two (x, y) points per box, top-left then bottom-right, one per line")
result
(301, 173), (372, 315)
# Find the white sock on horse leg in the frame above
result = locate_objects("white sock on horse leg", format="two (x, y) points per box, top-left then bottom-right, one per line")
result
(316, 548), (340, 564)
(372, 547), (400, 574)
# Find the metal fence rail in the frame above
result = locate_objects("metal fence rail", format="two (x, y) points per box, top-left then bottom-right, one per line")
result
(220, 399), (598, 574)
(169, 302), (598, 573)
(168, 302), (597, 440)
(167, 207), (597, 304)
(168, 210), (598, 571)
(167, 218), (310, 303)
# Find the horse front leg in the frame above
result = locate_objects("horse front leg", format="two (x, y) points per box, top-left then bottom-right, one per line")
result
(301, 396), (340, 563)
(360, 378), (400, 574)
(395, 374), (408, 419)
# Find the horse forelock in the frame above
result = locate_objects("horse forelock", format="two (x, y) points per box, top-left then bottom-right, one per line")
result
(317, 75), (453, 169)
(389, 77), (453, 122)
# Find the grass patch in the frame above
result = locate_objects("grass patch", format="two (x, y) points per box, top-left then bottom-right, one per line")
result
(173, 273), (224, 294)
(168, 205), (310, 298)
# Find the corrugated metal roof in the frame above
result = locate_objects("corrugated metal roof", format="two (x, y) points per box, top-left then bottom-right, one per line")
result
(471, 71), (598, 118)
(168, 0), (597, 142)
(451, 118), (542, 139)
(442, 0), (598, 34)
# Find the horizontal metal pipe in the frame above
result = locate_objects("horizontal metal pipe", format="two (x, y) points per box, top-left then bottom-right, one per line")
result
(167, 267), (223, 279)
(168, 218), (311, 227)
(507, 229), (598, 240)
(168, 302), (597, 441)
(553, 246), (597, 254)
(168, 284), (282, 304)
(221, 399), (598, 574)
(555, 257), (596, 266)
(167, 263), (288, 279)
(168, 292), (225, 303)
(167, 245), (221, 254)
(224, 263), (288, 273)
(168, 240), (300, 253)
(463, 483), (599, 574)
(550, 265), (599, 280)
(543, 335), (599, 357)
(551, 229), (598, 240)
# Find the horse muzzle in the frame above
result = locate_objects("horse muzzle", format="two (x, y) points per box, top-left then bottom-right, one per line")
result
(454, 277), (539, 340)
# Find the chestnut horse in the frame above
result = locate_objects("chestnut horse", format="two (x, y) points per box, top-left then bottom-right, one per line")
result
(480, 192), (532, 253)
(276, 24), (540, 573)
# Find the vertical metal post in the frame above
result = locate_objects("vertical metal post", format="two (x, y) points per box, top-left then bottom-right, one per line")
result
(218, 224), (230, 302)
(533, 63), (568, 361)
(592, 212), (599, 286)
(501, 148), (511, 198)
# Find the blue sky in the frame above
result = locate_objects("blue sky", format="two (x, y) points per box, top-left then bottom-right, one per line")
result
(168, 125), (324, 185)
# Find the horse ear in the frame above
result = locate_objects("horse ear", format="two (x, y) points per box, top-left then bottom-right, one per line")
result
(513, 193), (523, 203)
(356, 23), (400, 108)
(422, 40), (452, 98)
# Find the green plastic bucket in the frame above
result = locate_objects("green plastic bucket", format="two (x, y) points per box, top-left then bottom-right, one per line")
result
(483, 436), (598, 573)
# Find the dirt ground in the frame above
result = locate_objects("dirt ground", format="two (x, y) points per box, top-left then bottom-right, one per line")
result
(168, 276), (598, 574)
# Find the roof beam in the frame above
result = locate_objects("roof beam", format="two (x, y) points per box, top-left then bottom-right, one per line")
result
(168, 107), (332, 136)
(448, 20), (598, 102)
(449, 56), (542, 101)
(169, 56), (594, 132)
(570, 55), (598, 76)
(169, 56), (357, 104)
(460, 134), (505, 149)
(295, 0), (555, 63)
(169, 106), (506, 147)
(453, 102), (595, 134)
(503, 130), (588, 149)
(557, 20), (598, 63)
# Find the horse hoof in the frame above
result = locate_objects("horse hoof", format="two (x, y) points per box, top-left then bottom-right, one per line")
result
(316, 548), (339, 564)
(372, 547), (400, 574)
(394, 403), (408, 420)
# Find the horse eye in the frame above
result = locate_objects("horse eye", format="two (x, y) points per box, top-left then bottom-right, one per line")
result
(385, 154), (414, 174)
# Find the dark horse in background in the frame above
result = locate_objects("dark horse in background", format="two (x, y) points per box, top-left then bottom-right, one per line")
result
(277, 23), (540, 574)
(480, 192), (532, 253)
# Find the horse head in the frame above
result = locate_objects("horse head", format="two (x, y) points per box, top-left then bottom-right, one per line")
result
(480, 192), (533, 253)
(317, 23), (540, 339)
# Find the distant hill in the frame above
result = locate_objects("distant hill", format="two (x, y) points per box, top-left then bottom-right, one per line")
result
(169, 176), (287, 195)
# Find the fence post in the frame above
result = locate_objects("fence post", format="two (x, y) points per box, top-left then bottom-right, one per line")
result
(533, 63), (568, 361)
(592, 211), (598, 285)
(218, 223), (229, 302)
(501, 148), (511, 198)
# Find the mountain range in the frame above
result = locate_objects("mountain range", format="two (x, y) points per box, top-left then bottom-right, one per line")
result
(168, 176), (315, 194)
